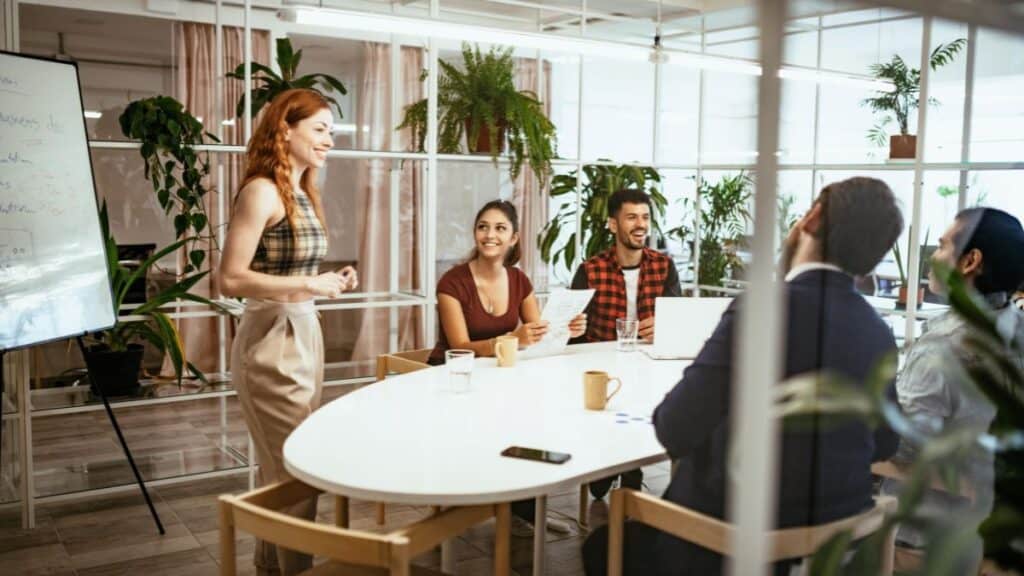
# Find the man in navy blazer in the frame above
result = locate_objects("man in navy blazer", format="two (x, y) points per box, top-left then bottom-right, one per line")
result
(583, 177), (905, 575)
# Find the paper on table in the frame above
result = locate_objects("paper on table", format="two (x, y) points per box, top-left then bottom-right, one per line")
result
(525, 288), (594, 357)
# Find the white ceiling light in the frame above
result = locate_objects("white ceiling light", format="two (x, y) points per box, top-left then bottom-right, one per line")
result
(83, 110), (102, 119)
(279, 7), (894, 92)
(280, 7), (649, 61)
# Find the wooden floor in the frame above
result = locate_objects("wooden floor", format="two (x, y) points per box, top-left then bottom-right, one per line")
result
(0, 391), (672, 576)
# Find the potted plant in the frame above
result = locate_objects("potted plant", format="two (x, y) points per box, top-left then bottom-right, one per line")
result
(119, 96), (220, 273)
(227, 37), (348, 119)
(684, 173), (753, 293)
(538, 163), (667, 279)
(84, 202), (222, 395)
(864, 38), (965, 159)
(891, 228), (930, 310)
(396, 43), (557, 184)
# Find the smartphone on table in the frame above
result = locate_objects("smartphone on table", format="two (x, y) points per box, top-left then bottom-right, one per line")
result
(500, 445), (571, 464)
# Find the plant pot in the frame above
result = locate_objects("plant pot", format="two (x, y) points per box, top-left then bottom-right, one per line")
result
(896, 285), (925, 310)
(466, 119), (506, 154)
(889, 134), (917, 159)
(83, 344), (144, 397)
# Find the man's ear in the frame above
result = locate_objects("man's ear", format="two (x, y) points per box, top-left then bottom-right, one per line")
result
(959, 248), (983, 277)
(800, 202), (824, 236)
(608, 217), (618, 234)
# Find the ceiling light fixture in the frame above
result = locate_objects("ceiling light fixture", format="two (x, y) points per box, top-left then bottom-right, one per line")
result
(279, 7), (894, 92)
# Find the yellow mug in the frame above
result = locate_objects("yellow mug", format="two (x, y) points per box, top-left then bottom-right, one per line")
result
(583, 370), (623, 410)
(495, 335), (519, 367)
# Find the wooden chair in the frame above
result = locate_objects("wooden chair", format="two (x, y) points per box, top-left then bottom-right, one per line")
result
(375, 349), (432, 381)
(871, 460), (978, 573)
(607, 488), (898, 576)
(219, 479), (510, 576)
(372, 349), (432, 525)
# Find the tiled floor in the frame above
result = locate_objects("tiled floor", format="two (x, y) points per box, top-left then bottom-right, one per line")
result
(0, 389), (672, 575)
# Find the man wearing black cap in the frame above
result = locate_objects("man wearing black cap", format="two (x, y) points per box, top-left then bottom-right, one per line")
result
(884, 207), (1024, 570)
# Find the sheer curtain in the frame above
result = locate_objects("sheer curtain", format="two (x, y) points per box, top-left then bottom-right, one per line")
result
(513, 58), (553, 291)
(351, 43), (424, 360)
(174, 22), (271, 373)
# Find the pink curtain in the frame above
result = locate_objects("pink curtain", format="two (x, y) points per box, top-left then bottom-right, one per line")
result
(174, 23), (271, 374)
(351, 43), (425, 359)
(512, 58), (552, 291)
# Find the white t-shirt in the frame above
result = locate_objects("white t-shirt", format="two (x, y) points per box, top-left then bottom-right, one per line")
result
(622, 267), (640, 321)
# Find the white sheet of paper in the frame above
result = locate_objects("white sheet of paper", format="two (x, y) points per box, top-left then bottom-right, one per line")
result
(525, 288), (594, 357)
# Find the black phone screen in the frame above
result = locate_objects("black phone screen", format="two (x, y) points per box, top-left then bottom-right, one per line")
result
(500, 445), (571, 464)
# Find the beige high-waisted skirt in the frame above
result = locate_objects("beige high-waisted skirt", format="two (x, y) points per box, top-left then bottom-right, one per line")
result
(231, 298), (323, 576)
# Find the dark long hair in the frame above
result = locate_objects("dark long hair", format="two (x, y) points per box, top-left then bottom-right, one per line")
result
(468, 200), (521, 266)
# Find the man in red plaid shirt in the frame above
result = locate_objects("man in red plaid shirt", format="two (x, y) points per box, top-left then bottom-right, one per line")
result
(570, 189), (683, 498)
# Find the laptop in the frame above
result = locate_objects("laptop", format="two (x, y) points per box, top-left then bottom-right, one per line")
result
(641, 297), (733, 360)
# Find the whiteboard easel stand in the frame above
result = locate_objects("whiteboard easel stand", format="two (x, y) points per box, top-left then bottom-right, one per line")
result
(74, 337), (165, 535)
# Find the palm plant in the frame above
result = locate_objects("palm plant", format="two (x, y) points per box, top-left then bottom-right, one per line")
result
(777, 264), (1024, 574)
(864, 39), (966, 146)
(538, 163), (666, 279)
(91, 201), (223, 385)
(396, 43), (557, 183)
(228, 37), (347, 119)
(691, 173), (753, 291)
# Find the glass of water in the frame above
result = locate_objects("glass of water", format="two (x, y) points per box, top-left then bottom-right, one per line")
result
(616, 318), (639, 352)
(445, 349), (475, 394)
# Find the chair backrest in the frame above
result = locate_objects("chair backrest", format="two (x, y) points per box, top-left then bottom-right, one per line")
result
(220, 479), (508, 576)
(375, 348), (432, 381)
(219, 480), (410, 576)
(609, 489), (897, 576)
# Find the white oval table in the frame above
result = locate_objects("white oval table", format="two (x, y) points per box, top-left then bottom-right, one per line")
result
(284, 341), (688, 574)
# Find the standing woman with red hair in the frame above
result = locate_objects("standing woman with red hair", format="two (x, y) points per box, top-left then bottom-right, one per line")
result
(218, 88), (357, 575)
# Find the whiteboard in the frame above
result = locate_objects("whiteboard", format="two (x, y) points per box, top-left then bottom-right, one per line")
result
(0, 51), (115, 351)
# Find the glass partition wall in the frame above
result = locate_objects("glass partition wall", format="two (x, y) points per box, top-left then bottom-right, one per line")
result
(1, 0), (1021, 551)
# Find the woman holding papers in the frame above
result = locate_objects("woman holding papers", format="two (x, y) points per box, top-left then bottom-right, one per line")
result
(428, 199), (585, 536)
(427, 199), (586, 364)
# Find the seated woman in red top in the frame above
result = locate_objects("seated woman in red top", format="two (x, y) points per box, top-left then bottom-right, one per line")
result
(429, 199), (587, 536)
(429, 199), (586, 364)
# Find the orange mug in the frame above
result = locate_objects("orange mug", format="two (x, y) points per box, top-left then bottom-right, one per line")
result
(583, 370), (622, 410)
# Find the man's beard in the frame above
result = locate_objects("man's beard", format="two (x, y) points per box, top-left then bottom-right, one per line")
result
(618, 230), (647, 250)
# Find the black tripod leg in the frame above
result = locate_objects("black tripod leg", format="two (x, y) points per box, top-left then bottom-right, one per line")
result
(77, 338), (164, 534)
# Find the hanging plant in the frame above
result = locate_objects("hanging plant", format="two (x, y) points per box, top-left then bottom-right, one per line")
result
(227, 37), (347, 119)
(119, 95), (220, 273)
(396, 43), (557, 184)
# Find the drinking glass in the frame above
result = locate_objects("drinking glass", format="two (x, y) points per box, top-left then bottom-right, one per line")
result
(616, 318), (639, 352)
(445, 349), (475, 393)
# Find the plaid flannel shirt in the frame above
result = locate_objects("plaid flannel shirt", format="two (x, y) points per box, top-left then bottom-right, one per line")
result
(577, 247), (673, 342)
(251, 191), (327, 277)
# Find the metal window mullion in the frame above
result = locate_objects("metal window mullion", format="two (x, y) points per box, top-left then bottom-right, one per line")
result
(425, 31), (439, 346)
(693, 16), (706, 296)
(810, 16), (823, 206)
(904, 16), (933, 348)
(389, 37), (402, 353)
(958, 24), (977, 211)
(243, 0), (252, 144)
(729, 1), (787, 574)
(572, 0), (587, 273)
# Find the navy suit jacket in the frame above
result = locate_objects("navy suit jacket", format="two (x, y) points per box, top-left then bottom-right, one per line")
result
(650, 269), (899, 575)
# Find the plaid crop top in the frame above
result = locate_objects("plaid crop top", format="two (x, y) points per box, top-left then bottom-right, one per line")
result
(250, 190), (328, 277)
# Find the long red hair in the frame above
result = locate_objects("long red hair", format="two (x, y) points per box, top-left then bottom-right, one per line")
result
(240, 88), (329, 233)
